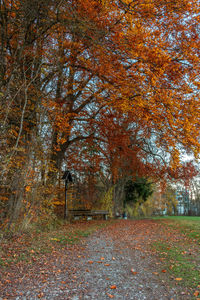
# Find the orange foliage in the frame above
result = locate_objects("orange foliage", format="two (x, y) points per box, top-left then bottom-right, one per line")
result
(1, 0), (200, 223)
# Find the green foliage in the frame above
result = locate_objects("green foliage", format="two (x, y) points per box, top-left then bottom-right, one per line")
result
(124, 177), (153, 205)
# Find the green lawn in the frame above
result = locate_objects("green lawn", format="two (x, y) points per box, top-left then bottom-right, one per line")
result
(162, 216), (200, 243)
(152, 216), (200, 299)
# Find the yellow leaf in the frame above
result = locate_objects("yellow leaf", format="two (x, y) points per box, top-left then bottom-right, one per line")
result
(25, 186), (31, 192)
(175, 278), (182, 281)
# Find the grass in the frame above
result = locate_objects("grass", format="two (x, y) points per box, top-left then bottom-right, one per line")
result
(153, 241), (199, 288)
(152, 216), (200, 298)
(0, 220), (112, 268)
(157, 216), (200, 243)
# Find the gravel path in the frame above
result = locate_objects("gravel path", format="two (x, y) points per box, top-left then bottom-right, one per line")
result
(0, 220), (191, 299)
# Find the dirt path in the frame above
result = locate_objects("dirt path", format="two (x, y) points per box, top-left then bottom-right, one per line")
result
(0, 220), (191, 299)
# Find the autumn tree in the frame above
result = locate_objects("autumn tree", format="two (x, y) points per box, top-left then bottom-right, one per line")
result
(1, 0), (200, 226)
(0, 0), (60, 224)
(46, 0), (200, 181)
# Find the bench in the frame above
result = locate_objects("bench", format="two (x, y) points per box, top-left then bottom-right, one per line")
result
(69, 209), (109, 220)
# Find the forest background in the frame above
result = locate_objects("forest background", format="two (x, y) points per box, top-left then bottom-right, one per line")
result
(0, 0), (200, 231)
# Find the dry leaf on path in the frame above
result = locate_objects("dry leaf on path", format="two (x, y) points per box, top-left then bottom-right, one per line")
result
(131, 268), (138, 275)
(107, 293), (114, 298)
(110, 285), (117, 289)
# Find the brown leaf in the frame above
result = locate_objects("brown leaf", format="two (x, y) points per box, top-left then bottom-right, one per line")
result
(37, 293), (44, 298)
(152, 272), (158, 275)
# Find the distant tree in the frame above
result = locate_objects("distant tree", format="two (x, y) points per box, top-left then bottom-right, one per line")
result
(162, 185), (178, 215)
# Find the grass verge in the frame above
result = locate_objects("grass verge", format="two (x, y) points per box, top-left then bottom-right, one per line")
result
(152, 217), (200, 299)
(0, 220), (112, 268)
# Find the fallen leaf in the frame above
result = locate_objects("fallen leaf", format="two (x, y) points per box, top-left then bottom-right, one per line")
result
(194, 291), (199, 297)
(101, 257), (105, 260)
(37, 293), (44, 298)
(161, 270), (167, 273)
(112, 257), (116, 260)
(131, 268), (137, 275)
(152, 272), (159, 275)
(110, 285), (117, 289)
(107, 293), (114, 298)
(104, 263), (110, 266)
(175, 278), (182, 281)
(88, 261), (93, 264)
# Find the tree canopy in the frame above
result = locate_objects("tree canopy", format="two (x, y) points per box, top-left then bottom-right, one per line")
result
(0, 0), (199, 225)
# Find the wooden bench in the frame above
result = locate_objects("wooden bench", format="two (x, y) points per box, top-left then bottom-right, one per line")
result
(69, 209), (109, 220)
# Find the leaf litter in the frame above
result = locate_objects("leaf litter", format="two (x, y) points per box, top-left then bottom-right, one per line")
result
(0, 219), (198, 299)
